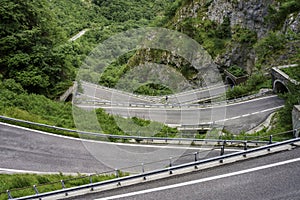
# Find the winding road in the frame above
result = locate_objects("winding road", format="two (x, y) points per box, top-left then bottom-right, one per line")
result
(0, 123), (238, 174)
(68, 146), (300, 200)
(77, 81), (285, 133)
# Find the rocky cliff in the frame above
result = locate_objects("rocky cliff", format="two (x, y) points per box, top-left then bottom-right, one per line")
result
(126, 0), (299, 86)
(207, 0), (275, 38)
(168, 0), (300, 73)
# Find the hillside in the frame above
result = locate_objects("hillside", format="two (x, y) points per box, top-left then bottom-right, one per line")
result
(0, 0), (299, 134)
(0, 0), (175, 98)
(0, 0), (178, 129)
(165, 0), (300, 72)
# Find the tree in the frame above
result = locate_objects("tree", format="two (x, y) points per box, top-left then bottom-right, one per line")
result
(0, 0), (74, 98)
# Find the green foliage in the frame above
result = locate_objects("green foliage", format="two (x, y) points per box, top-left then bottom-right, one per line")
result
(93, 0), (157, 22)
(95, 108), (124, 135)
(131, 117), (151, 127)
(98, 51), (135, 87)
(0, 0), (76, 98)
(267, 0), (300, 30)
(0, 83), (74, 128)
(227, 65), (247, 77)
(254, 31), (287, 67)
(231, 26), (257, 45)
(0, 173), (125, 200)
(226, 73), (272, 99)
(50, 0), (107, 36)
(164, 0), (184, 21)
(276, 84), (300, 130)
(134, 83), (173, 96)
(95, 108), (178, 137)
(178, 18), (231, 58)
(281, 66), (300, 82)
(153, 126), (178, 138)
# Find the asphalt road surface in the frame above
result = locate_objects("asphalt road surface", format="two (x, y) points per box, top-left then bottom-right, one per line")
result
(77, 95), (284, 133)
(78, 82), (285, 133)
(67, 146), (300, 200)
(80, 81), (227, 104)
(0, 123), (238, 174)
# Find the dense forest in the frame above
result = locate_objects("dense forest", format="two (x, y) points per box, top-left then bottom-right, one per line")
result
(0, 0), (179, 131)
(0, 0), (176, 98)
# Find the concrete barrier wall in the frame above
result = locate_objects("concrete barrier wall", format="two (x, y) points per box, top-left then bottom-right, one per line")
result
(292, 105), (300, 137)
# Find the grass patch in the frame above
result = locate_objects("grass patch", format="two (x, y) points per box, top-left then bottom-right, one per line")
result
(226, 73), (272, 99)
(0, 172), (127, 200)
(0, 83), (178, 141)
(281, 66), (300, 82)
(227, 65), (247, 77)
(95, 108), (178, 140)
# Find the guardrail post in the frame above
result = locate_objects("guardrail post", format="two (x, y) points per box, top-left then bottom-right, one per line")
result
(33, 185), (39, 195)
(169, 157), (173, 174)
(33, 185), (42, 200)
(269, 135), (273, 145)
(267, 135), (273, 152)
(243, 141), (248, 157)
(115, 169), (121, 186)
(194, 152), (198, 162)
(7, 190), (13, 199)
(244, 141), (248, 151)
(141, 163), (146, 180)
(220, 141), (226, 156)
(194, 152), (199, 169)
(220, 141), (226, 163)
(115, 169), (119, 178)
(61, 180), (66, 189)
(293, 129), (299, 138)
(89, 175), (94, 191)
(61, 180), (68, 196)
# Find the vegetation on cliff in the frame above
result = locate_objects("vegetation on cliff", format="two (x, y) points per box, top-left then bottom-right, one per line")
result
(0, 0), (299, 136)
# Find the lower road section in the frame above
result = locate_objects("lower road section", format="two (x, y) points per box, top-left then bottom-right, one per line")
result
(68, 147), (300, 200)
(0, 123), (237, 174)
(78, 95), (285, 133)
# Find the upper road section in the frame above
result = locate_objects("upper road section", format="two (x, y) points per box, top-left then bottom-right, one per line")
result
(75, 82), (284, 133)
(78, 81), (228, 105)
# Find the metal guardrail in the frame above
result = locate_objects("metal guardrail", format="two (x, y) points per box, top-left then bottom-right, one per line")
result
(81, 81), (228, 104)
(76, 91), (272, 109)
(6, 137), (300, 200)
(0, 115), (270, 145)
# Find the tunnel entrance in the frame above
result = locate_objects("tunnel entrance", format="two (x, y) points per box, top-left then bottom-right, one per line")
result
(65, 94), (73, 102)
(274, 80), (289, 94)
(225, 76), (236, 88)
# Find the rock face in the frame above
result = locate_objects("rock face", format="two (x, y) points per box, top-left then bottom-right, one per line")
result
(283, 12), (300, 34)
(207, 0), (276, 72)
(207, 0), (275, 38)
(176, 0), (299, 73)
(171, 0), (278, 72)
(215, 43), (256, 74)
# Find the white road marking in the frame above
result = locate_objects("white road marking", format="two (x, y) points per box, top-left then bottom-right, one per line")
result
(69, 29), (88, 41)
(252, 111), (260, 115)
(95, 157), (300, 200)
(82, 82), (280, 108)
(0, 168), (86, 175)
(83, 83), (152, 103)
(242, 114), (250, 117)
(215, 105), (284, 123)
(78, 95), (283, 111)
(79, 105), (284, 125)
(0, 122), (240, 151)
(79, 94), (110, 102)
